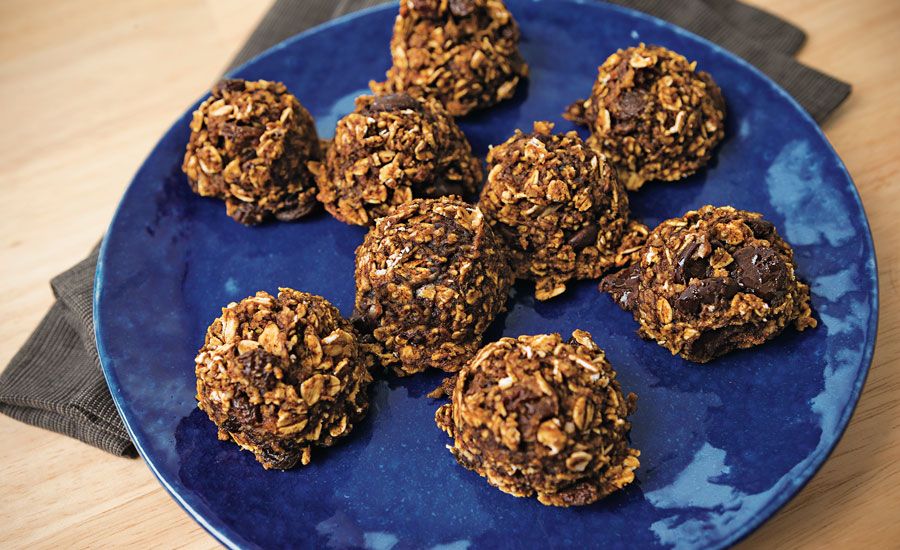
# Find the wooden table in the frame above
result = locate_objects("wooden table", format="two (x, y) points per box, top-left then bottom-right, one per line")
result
(1, 0), (897, 547)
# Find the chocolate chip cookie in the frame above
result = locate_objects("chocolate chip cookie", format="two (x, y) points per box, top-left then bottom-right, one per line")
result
(353, 196), (513, 376)
(601, 205), (816, 362)
(565, 44), (726, 190)
(195, 289), (371, 469)
(370, 0), (528, 116)
(478, 121), (648, 300)
(183, 79), (321, 225)
(311, 93), (481, 226)
(434, 331), (640, 506)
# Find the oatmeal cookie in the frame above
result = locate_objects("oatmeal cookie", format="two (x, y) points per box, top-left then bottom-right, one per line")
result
(370, 0), (528, 116)
(182, 79), (321, 225)
(353, 196), (513, 376)
(479, 121), (648, 300)
(195, 289), (371, 469)
(601, 205), (816, 363)
(310, 93), (482, 226)
(434, 331), (640, 506)
(565, 44), (726, 190)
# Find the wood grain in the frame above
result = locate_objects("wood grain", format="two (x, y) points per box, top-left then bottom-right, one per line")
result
(1, 0), (898, 547)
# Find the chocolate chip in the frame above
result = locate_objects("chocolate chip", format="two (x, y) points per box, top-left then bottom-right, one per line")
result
(221, 417), (241, 433)
(410, 0), (440, 17)
(675, 277), (740, 315)
(427, 181), (466, 198)
(238, 348), (280, 390)
(492, 221), (520, 244)
(610, 90), (646, 133)
(363, 93), (423, 115)
(567, 224), (600, 250)
(259, 441), (301, 469)
(618, 91), (646, 118)
(212, 79), (246, 96)
(350, 315), (374, 336)
(674, 240), (709, 284)
(745, 217), (776, 240)
(600, 264), (642, 311)
(220, 123), (264, 148)
(448, 0), (476, 17)
(351, 300), (382, 335)
(731, 246), (789, 302)
(229, 390), (262, 428)
(227, 200), (266, 226)
(275, 198), (318, 221)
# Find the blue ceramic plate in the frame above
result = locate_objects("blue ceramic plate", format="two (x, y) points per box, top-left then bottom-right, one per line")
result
(94, 1), (877, 548)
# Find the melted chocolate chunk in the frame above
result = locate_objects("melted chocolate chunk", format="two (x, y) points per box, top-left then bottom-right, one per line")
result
(567, 224), (600, 250)
(732, 246), (789, 302)
(686, 324), (748, 361)
(363, 93), (423, 115)
(744, 217), (776, 240)
(674, 240), (709, 284)
(601, 264), (642, 310)
(675, 277), (740, 315)
(501, 384), (552, 426)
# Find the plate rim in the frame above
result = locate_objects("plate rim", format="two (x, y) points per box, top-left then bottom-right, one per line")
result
(93, 1), (880, 548)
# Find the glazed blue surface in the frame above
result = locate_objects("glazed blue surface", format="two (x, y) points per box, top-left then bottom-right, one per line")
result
(94, 1), (878, 549)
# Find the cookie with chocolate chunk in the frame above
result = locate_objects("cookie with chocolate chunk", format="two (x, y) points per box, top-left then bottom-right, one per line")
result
(195, 289), (371, 469)
(353, 196), (513, 375)
(565, 44), (725, 190)
(434, 331), (639, 506)
(183, 79), (321, 225)
(370, 0), (528, 116)
(601, 205), (816, 362)
(311, 93), (481, 226)
(478, 121), (648, 300)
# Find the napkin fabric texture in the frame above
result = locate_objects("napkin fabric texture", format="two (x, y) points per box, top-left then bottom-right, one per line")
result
(0, 0), (851, 457)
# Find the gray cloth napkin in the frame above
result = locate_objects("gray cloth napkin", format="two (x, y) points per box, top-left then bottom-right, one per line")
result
(0, 0), (851, 456)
